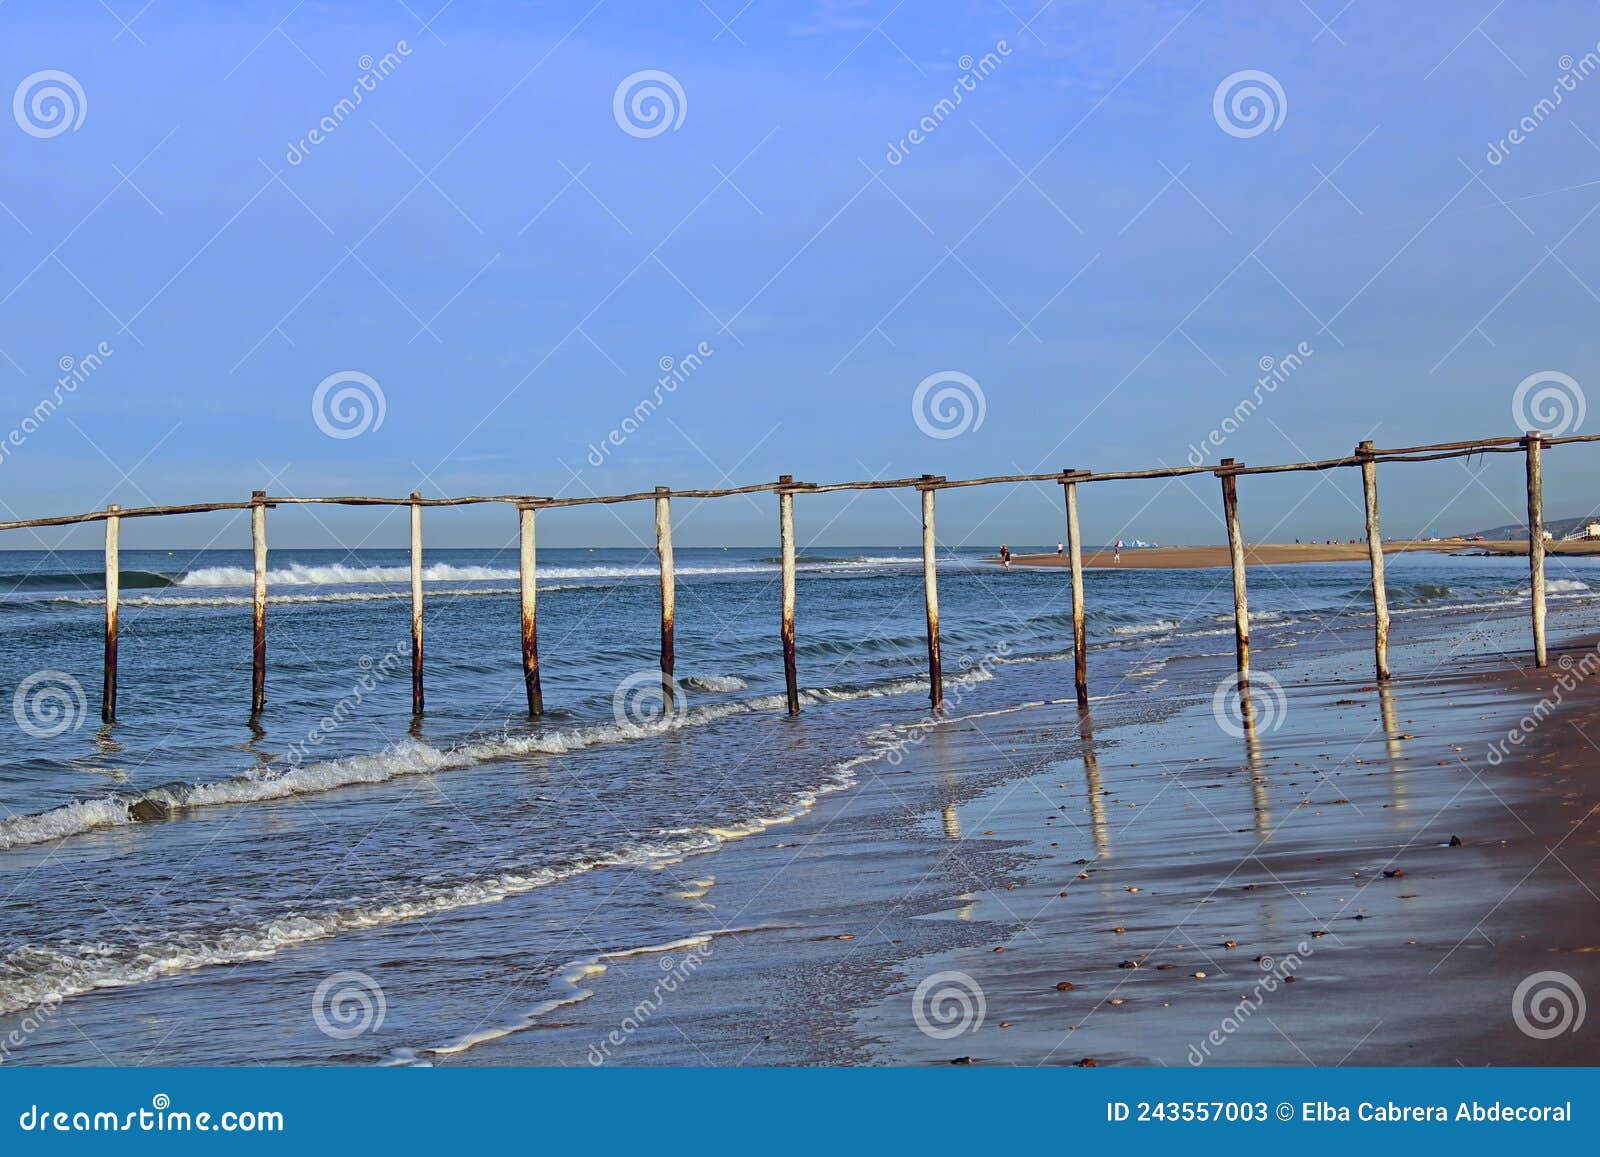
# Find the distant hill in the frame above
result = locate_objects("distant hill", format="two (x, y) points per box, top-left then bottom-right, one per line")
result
(1468, 512), (1600, 540)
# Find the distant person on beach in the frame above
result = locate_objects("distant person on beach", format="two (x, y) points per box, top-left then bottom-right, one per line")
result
(1000, 544), (1011, 570)
(1114, 539), (1122, 564)
(1057, 542), (1064, 556)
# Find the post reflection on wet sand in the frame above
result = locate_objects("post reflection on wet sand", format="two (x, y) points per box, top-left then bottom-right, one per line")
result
(1235, 684), (1272, 836)
(1077, 706), (1110, 860)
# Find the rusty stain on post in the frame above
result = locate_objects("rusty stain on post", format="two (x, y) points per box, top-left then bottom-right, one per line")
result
(779, 475), (800, 715)
(920, 476), (942, 711)
(1219, 458), (1250, 687)
(251, 491), (269, 714)
(1062, 472), (1089, 708)
(655, 487), (676, 702)
(1526, 431), (1547, 667)
(102, 504), (120, 723)
(410, 492), (425, 714)
(519, 504), (542, 716)
(1357, 442), (1390, 682)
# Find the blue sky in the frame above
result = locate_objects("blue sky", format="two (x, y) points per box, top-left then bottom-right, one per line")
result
(2, 0), (1599, 548)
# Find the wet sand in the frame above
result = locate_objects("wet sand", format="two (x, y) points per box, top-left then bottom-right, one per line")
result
(1002, 540), (1600, 569)
(441, 598), (1600, 1066)
(860, 645), (1600, 1065)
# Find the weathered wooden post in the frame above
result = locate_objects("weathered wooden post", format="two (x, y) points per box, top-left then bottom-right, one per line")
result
(1060, 469), (1089, 708)
(919, 475), (943, 711)
(101, 504), (120, 723)
(410, 492), (425, 714)
(1218, 458), (1250, 687)
(251, 490), (268, 715)
(778, 475), (800, 715)
(518, 504), (543, 716)
(655, 487), (676, 701)
(1526, 431), (1547, 667)
(1357, 442), (1390, 681)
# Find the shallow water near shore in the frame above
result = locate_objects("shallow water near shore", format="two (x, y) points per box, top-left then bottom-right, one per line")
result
(2, 544), (1597, 1064)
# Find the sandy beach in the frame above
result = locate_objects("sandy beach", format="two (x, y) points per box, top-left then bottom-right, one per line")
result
(422, 585), (1600, 1066)
(1003, 540), (1600, 569)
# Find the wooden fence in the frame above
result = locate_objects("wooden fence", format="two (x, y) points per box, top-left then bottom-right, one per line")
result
(0, 432), (1584, 724)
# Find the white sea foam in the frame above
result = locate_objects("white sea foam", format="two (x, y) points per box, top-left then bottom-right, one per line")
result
(682, 674), (747, 692)
(1109, 619), (1180, 636)
(0, 751), (872, 1017)
(385, 924), (786, 1064)
(0, 671), (949, 852)
(173, 556), (926, 590)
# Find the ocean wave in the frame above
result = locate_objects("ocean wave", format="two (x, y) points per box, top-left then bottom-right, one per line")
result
(179, 563), (517, 587)
(682, 674), (747, 692)
(2, 570), (175, 592)
(385, 924), (788, 1064)
(0, 670), (965, 852)
(0, 750), (880, 1017)
(171, 556), (933, 591)
(1109, 619), (1179, 636)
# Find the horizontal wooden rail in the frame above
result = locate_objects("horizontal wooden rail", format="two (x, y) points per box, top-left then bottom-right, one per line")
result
(1, 430), (1584, 532)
